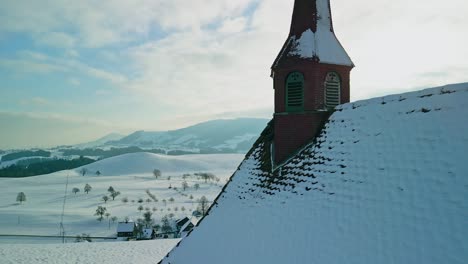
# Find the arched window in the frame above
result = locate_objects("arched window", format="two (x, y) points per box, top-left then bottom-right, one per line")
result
(286, 72), (304, 112)
(324, 72), (341, 109)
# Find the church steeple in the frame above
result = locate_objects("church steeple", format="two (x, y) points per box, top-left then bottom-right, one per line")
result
(273, 0), (352, 70)
(289, 0), (333, 36)
(271, 0), (354, 165)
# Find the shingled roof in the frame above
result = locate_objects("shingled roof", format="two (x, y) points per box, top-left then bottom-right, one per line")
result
(161, 83), (468, 264)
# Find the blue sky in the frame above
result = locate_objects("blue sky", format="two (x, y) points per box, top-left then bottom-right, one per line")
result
(0, 0), (467, 149)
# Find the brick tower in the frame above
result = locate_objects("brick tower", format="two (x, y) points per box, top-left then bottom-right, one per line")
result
(272, 0), (354, 164)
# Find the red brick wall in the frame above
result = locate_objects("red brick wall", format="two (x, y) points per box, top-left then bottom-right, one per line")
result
(272, 61), (351, 164)
(274, 62), (351, 112)
(274, 112), (329, 164)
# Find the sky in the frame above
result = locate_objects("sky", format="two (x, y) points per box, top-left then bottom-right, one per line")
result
(0, 0), (467, 149)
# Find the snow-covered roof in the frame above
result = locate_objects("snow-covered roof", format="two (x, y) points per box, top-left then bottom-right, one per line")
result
(176, 217), (190, 227)
(143, 228), (154, 238)
(161, 83), (468, 263)
(287, 28), (353, 66)
(179, 219), (194, 234)
(117, 222), (135, 233)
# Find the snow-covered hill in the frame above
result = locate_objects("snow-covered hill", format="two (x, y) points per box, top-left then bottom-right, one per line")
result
(82, 152), (243, 176)
(106, 118), (269, 152)
(74, 133), (125, 149)
(161, 83), (468, 264)
(0, 239), (179, 264)
(0, 153), (244, 243)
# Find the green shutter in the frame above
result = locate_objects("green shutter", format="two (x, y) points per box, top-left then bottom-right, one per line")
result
(325, 72), (341, 109)
(286, 72), (304, 112)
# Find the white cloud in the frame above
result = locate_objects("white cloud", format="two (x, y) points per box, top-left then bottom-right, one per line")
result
(331, 0), (468, 99)
(35, 31), (76, 48)
(6, 50), (128, 86)
(0, 0), (256, 47)
(68, 78), (81, 86)
(126, 28), (276, 115)
(0, 58), (65, 74)
(218, 17), (248, 33)
(1, 0), (467, 133)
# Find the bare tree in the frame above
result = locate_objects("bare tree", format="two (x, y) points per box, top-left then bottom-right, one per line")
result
(143, 211), (153, 228)
(79, 168), (88, 176)
(72, 187), (80, 195)
(161, 215), (173, 234)
(16, 192), (26, 204)
(153, 169), (161, 179)
(181, 181), (189, 191)
(194, 183), (200, 190)
(105, 213), (111, 229)
(110, 191), (120, 200)
(94, 206), (107, 221)
(102, 195), (109, 203)
(197, 196), (210, 216)
(84, 183), (92, 194)
(200, 173), (215, 183)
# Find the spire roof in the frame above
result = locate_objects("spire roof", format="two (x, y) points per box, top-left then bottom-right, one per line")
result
(272, 0), (353, 69)
(289, 0), (333, 36)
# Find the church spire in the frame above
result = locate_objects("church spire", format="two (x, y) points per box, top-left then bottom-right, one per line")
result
(289, 0), (334, 37)
(270, 0), (353, 164)
(272, 0), (352, 69)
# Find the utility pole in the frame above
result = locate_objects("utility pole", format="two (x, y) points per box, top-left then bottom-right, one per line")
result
(59, 172), (69, 243)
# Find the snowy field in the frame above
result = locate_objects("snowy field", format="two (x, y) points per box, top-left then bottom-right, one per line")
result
(0, 153), (243, 243)
(0, 239), (180, 264)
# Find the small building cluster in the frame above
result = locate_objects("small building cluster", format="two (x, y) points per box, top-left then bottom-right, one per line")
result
(116, 217), (195, 240)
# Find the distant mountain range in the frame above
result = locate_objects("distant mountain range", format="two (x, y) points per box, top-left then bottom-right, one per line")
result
(0, 118), (270, 177)
(80, 118), (270, 153)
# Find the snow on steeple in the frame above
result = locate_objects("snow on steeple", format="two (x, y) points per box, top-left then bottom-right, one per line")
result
(273, 0), (353, 68)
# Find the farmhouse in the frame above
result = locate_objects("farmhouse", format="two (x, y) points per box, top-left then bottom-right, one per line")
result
(176, 217), (195, 238)
(116, 221), (136, 239)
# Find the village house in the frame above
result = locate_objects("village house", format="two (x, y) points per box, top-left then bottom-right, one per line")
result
(175, 217), (195, 237)
(116, 221), (136, 239)
(142, 228), (156, 240)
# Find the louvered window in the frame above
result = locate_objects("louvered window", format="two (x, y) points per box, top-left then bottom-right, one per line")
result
(325, 72), (341, 109)
(286, 72), (304, 112)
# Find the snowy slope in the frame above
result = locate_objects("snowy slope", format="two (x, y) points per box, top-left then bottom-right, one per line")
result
(161, 83), (468, 264)
(0, 239), (179, 264)
(81, 152), (243, 175)
(0, 153), (243, 241)
(107, 118), (269, 152)
(74, 133), (125, 148)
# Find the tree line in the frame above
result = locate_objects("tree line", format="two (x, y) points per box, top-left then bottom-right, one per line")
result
(0, 157), (95, 178)
(1, 150), (51, 162)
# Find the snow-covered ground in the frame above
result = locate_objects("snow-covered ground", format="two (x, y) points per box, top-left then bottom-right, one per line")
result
(0, 239), (179, 264)
(0, 153), (243, 242)
(161, 83), (468, 264)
